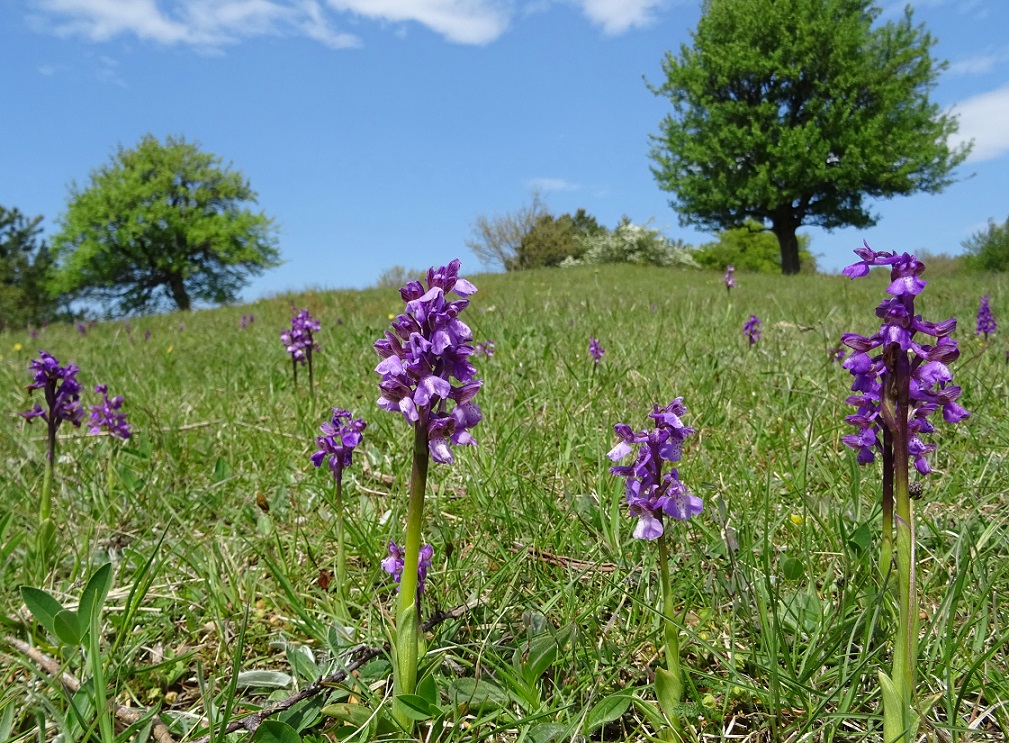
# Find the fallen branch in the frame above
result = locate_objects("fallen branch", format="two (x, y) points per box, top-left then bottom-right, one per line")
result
(4, 636), (177, 743)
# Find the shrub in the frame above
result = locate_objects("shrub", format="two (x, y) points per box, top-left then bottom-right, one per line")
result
(693, 220), (817, 273)
(564, 217), (697, 268)
(962, 217), (1009, 272)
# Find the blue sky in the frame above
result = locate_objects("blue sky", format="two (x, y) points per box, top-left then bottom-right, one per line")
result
(3, 0), (1009, 301)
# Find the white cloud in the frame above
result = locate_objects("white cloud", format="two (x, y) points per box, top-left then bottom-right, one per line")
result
(949, 84), (1009, 163)
(32, 0), (360, 49)
(570, 0), (665, 35)
(527, 177), (578, 192)
(948, 47), (1009, 76)
(28, 0), (667, 49)
(324, 0), (510, 45)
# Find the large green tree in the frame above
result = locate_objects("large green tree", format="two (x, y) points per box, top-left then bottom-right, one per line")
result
(649, 0), (970, 275)
(0, 206), (59, 330)
(52, 134), (280, 314)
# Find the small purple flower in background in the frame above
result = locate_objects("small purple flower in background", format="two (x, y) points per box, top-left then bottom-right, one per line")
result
(828, 345), (846, 363)
(177, 322), (186, 332)
(88, 384), (132, 440)
(474, 339), (495, 358)
(75, 322), (87, 336)
(282, 308), (321, 392)
(374, 258), (482, 464)
(30, 329), (39, 340)
(241, 313), (255, 329)
(588, 337), (605, 364)
(144, 329), (152, 342)
(282, 308), (321, 365)
(743, 314), (762, 346)
(19, 351), (85, 431)
(723, 264), (736, 292)
(310, 408), (366, 481)
(382, 541), (435, 599)
(976, 294), (997, 342)
(609, 398), (702, 540)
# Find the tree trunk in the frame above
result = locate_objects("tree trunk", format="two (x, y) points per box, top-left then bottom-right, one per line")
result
(168, 273), (191, 311)
(772, 220), (801, 275)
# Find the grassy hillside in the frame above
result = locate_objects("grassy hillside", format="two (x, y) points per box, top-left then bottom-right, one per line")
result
(2, 263), (1008, 741)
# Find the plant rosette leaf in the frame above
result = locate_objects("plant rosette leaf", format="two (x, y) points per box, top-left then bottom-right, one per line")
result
(879, 670), (920, 743)
(52, 609), (83, 646)
(21, 587), (64, 636)
(585, 692), (633, 732)
(251, 719), (301, 743)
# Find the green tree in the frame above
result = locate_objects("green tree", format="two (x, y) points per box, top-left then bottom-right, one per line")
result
(515, 209), (605, 269)
(693, 220), (817, 273)
(962, 217), (1009, 272)
(0, 206), (60, 330)
(649, 0), (969, 275)
(51, 134), (280, 314)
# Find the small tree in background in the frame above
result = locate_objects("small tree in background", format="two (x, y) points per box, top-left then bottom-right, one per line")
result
(0, 206), (60, 330)
(466, 190), (549, 271)
(514, 209), (606, 269)
(693, 220), (817, 273)
(962, 217), (1009, 272)
(51, 134), (280, 315)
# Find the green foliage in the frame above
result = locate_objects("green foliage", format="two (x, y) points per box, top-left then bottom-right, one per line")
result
(962, 217), (1009, 272)
(512, 209), (604, 270)
(693, 220), (817, 273)
(51, 134), (280, 315)
(649, 0), (970, 274)
(566, 217), (697, 268)
(0, 206), (60, 330)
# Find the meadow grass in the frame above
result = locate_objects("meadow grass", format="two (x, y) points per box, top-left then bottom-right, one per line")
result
(1, 263), (1008, 742)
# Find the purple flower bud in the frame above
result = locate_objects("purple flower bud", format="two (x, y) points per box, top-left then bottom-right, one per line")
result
(723, 265), (735, 291)
(589, 337), (605, 364)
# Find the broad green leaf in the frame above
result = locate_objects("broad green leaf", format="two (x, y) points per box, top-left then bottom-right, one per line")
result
(847, 522), (873, 554)
(320, 702), (373, 727)
(781, 555), (805, 581)
(528, 722), (568, 743)
(585, 692), (633, 731)
(21, 586), (64, 635)
(447, 678), (509, 712)
(213, 456), (231, 483)
(285, 644), (318, 682)
(251, 719), (301, 743)
(52, 609), (83, 646)
(394, 693), (434, 721)
(416, 673), (439, 706)
(78, 562), (113, 626)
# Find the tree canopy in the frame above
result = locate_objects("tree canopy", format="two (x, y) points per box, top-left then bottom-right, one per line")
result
(649, 0), (970, 274)
(962, 217), (1009, 272)
(0, 206), (59, 330)
(51, 134), (280, 315)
